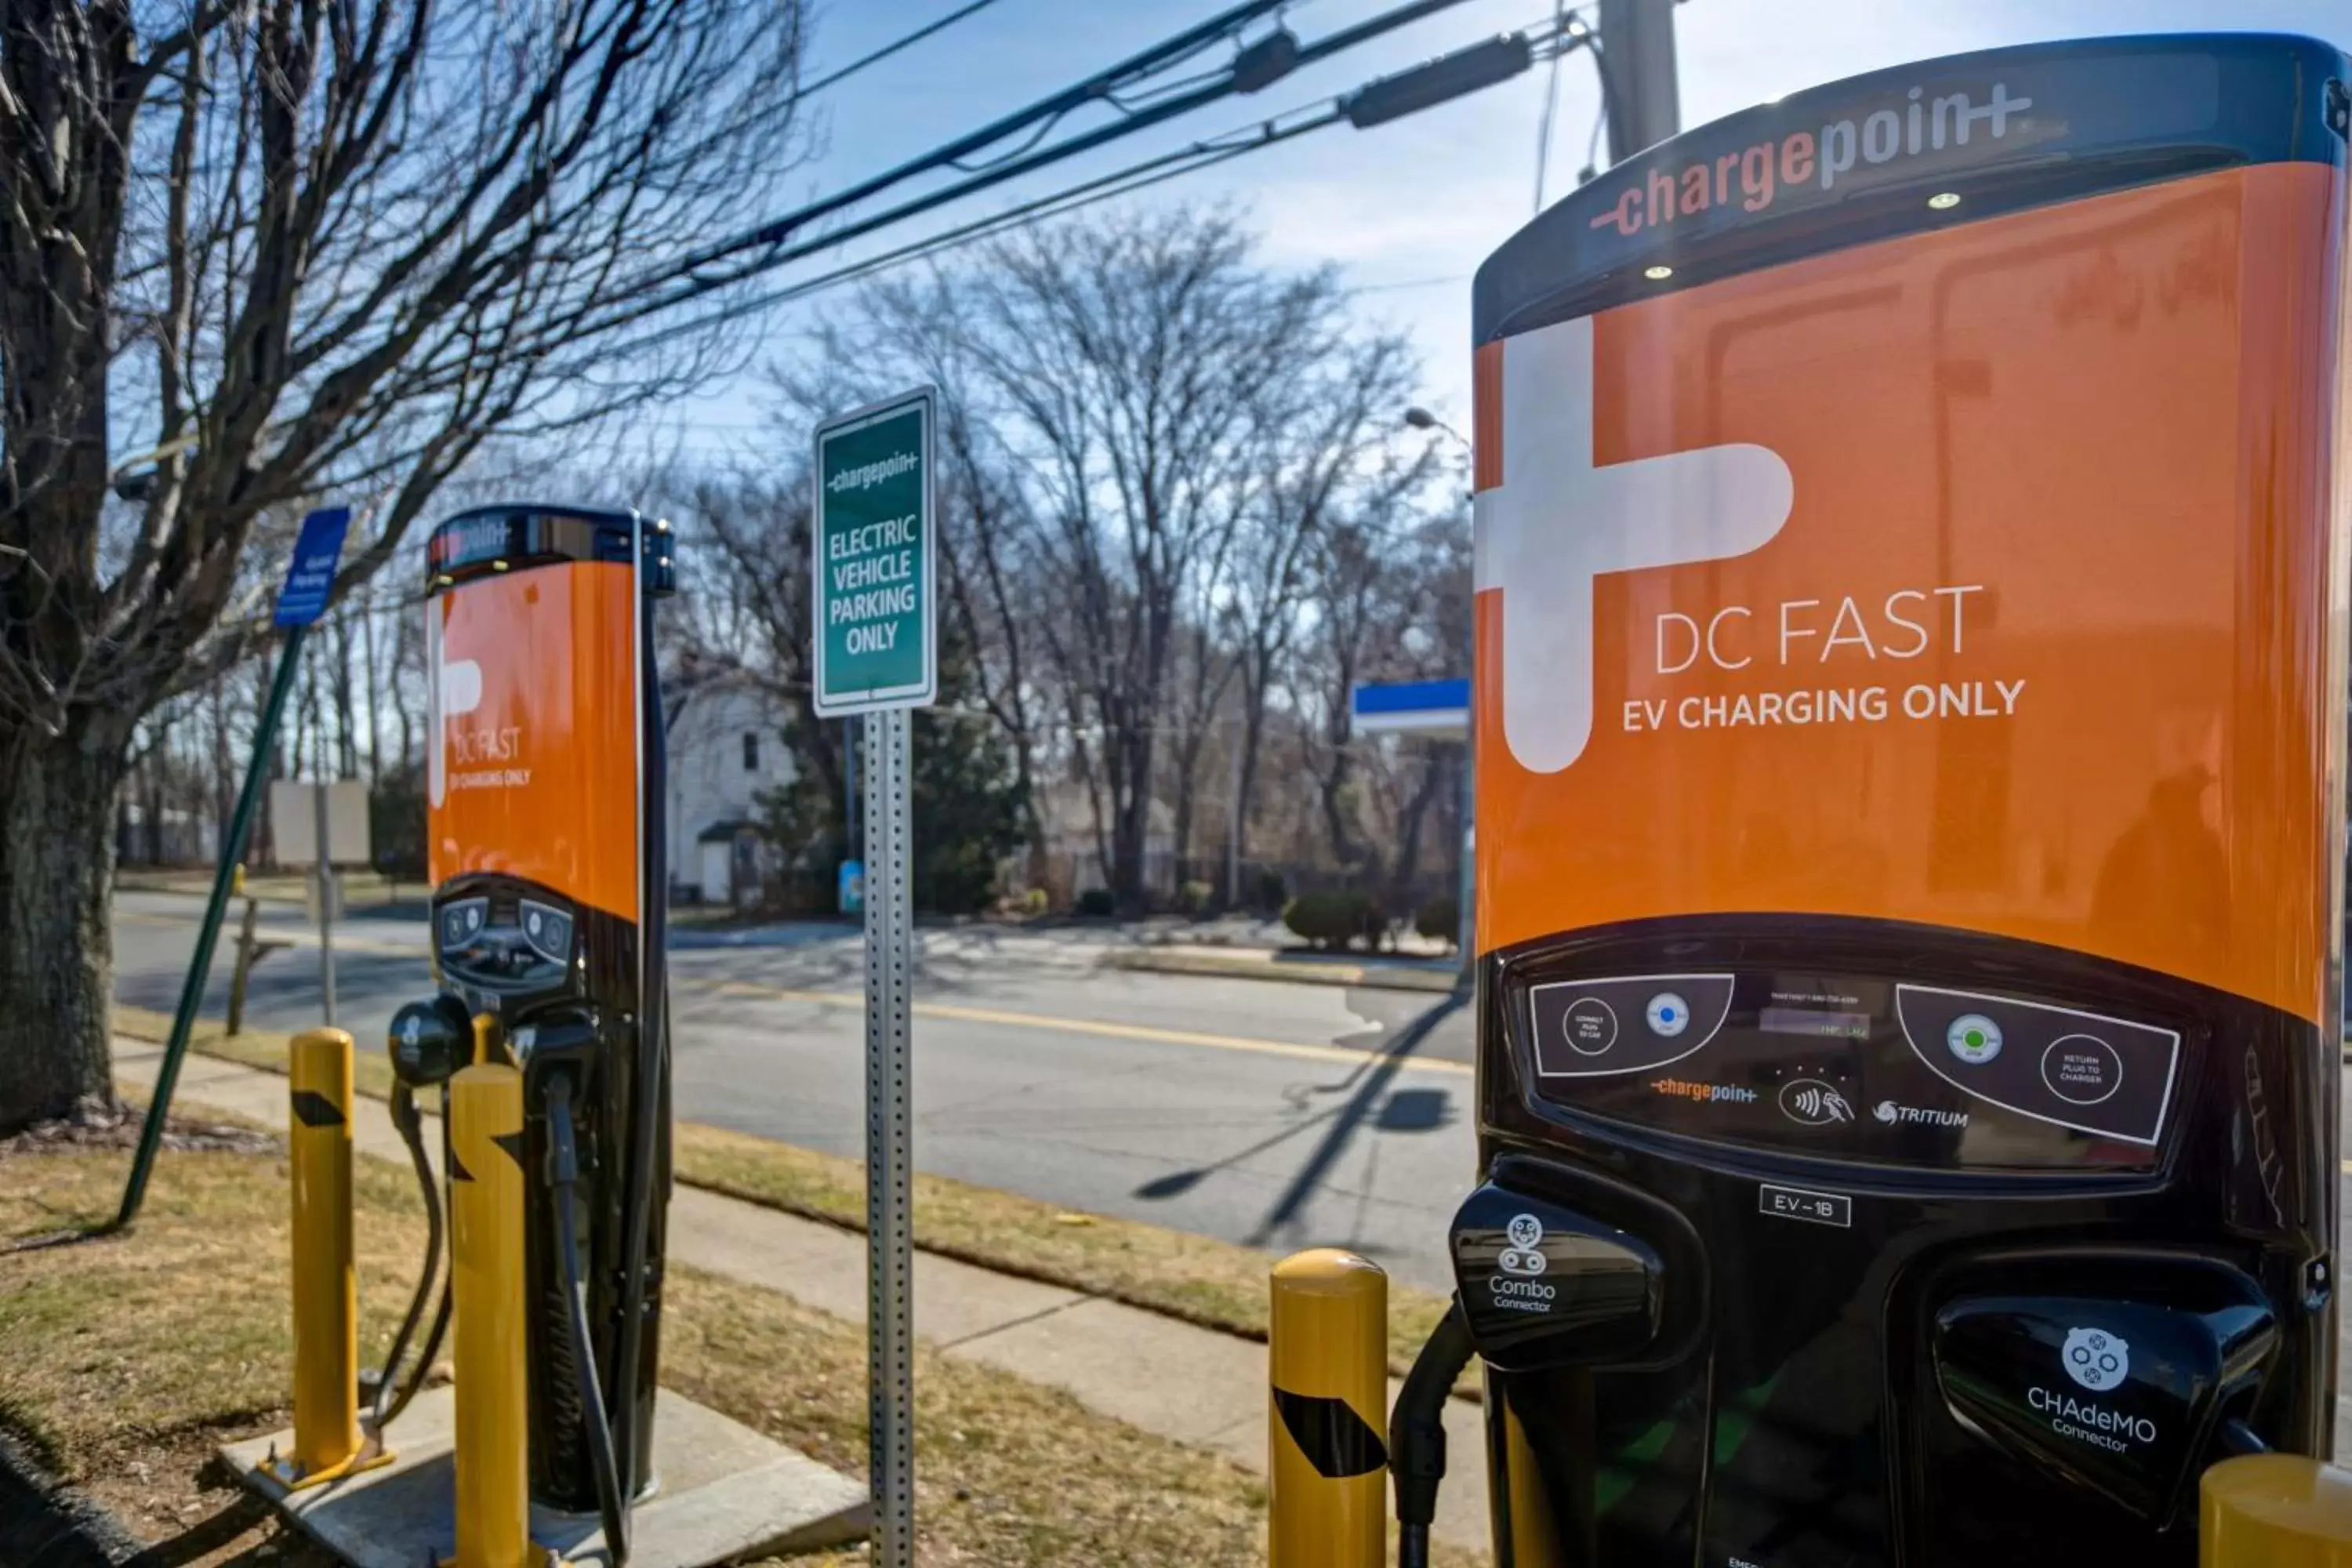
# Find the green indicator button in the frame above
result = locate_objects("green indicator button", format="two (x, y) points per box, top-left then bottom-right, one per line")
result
(1946, 1013), (2003, 1065)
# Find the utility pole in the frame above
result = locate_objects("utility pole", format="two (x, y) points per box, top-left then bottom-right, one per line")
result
(1599, 0), (1681, 162)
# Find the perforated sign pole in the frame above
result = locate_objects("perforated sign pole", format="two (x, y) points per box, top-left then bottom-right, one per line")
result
(814, 389), (935, 1568)
(862, 708), (913, 1564)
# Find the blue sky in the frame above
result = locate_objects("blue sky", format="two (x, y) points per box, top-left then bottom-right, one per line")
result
(657, 0), (2352, 460)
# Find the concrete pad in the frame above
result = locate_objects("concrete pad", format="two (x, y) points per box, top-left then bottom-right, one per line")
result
(141, 1044), (1494, 1546)
(220, 1386), (867, 1568)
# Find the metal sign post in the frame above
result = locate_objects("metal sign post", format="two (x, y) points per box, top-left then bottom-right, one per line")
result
(315, 782), (335, 1025)
(116, 505), (353, 1231)
(813, 387), (937, 1567)
(268, 775), (369, 1029)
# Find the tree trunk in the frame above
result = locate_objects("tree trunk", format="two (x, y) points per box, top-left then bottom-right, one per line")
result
(0, 731), (125, 1131)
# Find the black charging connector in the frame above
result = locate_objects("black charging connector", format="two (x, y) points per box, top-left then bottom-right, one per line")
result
(546, 1073), (632, 1566)
(1391, 1300), (1475, 1568)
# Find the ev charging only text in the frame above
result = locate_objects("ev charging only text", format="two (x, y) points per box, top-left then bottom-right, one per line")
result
(1624, 583), (2030, 736)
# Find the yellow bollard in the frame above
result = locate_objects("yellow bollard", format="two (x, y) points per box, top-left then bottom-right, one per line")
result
(1502, 1401), (1564, 1566)
(449, 1061), (536, 1568)
(264, 1028), (391, 1490)
(2204, 1454), (2352, 1566)
(1269, 1248), (1388, 1567)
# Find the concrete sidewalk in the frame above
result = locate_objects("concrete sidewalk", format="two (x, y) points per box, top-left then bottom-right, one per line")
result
(112, 1040), (1490, 1549)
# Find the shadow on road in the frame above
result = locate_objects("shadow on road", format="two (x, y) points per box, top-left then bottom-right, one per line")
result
(1120, 990), (1465, 1229)
(1243, 989), (1466, 1248)
(1128, 1103), (1346, 1201)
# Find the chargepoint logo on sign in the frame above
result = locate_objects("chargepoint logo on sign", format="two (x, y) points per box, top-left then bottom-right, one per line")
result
(1474, 314), (1795, 772)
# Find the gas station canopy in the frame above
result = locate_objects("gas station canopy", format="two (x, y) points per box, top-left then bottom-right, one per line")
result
(1350, 677), (1469, 740)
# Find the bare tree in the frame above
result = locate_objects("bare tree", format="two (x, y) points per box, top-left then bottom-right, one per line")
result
(1227, 330), (1425, 879)
(0, 0), (811, 1130)
(689, 470), (837, 772)
(770, 287), (1054, 871)
(931, 208), (1359, 907)
(1298, 502), (1462, 877)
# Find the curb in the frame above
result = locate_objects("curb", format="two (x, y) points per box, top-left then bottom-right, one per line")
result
(0, 1428), (142, 1567)
(1101, 947), (1464, 994)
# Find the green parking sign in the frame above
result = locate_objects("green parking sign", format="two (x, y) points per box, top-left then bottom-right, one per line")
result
(814, 388), (937, 717)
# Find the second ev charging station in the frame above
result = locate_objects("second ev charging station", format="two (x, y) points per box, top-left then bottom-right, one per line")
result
(1405, 33), (2352, 1568)
(386, 505), (677, 1555)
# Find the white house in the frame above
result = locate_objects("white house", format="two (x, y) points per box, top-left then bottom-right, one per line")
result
(665, 671), (796, 906)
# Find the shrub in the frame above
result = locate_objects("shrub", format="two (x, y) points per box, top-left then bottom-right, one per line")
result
(1175, 879), (1214, 916)
(1253, 869), (1287, 913)
(1282, 893), (1342, 948)
(1415, 897), (1461, 949)
(1283, 891), (1385, 951)
(1019, 887), (1050, 916)
(1075, 887), (1117, 918)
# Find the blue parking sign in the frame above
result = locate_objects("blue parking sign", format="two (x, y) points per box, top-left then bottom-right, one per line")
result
(273, 506), (352, 627)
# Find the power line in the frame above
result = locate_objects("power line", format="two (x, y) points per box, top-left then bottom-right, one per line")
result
(652, 0), (1495, 306)
(1533, 1), (1570, 213)
(623, 10), (1585, 355)
(799, 0), (1008, 98)
(669, 0), (1296, 283)
(625, 103), (1341, 356)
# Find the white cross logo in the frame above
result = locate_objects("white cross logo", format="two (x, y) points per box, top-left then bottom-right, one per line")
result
(1474, 313), (1795, 773)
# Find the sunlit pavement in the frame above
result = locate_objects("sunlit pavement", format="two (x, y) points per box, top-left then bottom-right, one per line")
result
(110, 891), (1477, 1291)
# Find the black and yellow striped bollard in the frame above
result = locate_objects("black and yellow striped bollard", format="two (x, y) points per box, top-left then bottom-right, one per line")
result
(448, 1058), (537, 1568)
(263, 1027), (394, 1490)
(1269, 1248), (1388, 1566)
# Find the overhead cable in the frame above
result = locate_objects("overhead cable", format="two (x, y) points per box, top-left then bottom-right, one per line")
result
(622, 10), (1588, 355)
(798, 0), (1009, 98)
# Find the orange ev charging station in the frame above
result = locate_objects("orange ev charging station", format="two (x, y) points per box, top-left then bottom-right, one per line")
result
(1422, 31), (2351, 1567)
(391, 505), (677, 1559)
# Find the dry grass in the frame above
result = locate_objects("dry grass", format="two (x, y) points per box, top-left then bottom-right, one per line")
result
(112, 1004), (1461, 1379)
(1, 1143), (1484, 1566)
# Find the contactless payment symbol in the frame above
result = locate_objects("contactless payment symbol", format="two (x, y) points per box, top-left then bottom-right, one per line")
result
(1646, 992), (1690, 1038)
(1947, 1013), (2002, 1065)
(2063, 1326), (2129, 1392)
(1779, 1079), (1855, 1126)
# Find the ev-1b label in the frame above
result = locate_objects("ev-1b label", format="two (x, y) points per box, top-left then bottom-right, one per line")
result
(1759, 1183), (1852, 1228)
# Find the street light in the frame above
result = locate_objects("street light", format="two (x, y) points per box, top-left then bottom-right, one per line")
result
(1403, 405), (1471, 454)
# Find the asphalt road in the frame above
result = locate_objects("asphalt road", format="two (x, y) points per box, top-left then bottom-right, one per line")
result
(109, 891), (1479, 1291)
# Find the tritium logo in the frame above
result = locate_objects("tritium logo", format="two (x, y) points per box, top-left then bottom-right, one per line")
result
(1475, 315), (1794, 772)
(1871, 1099), (1969, 1128)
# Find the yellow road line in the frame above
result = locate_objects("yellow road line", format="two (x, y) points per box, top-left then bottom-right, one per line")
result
(676, 974), (1474, 1075)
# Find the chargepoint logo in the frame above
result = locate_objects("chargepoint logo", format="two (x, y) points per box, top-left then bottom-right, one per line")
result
(1475, 314), (1795, 772)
